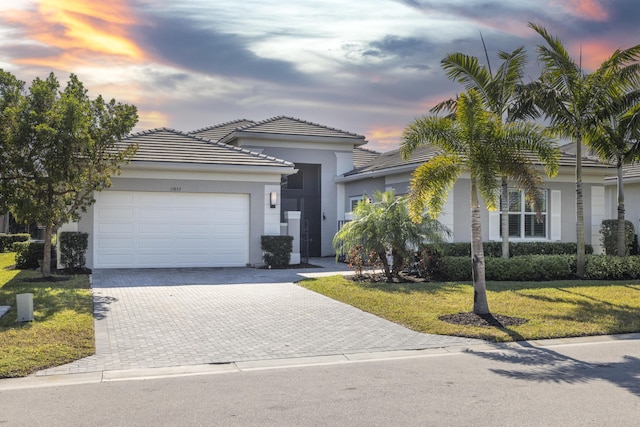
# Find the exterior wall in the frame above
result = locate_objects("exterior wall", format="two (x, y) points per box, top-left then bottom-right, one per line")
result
(605, 179), (640, 249)
(79, 169), (281, 269)
(241, 144), (352, 257)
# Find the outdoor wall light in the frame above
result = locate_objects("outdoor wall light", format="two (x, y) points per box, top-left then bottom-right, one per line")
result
(270, 191), (277, 208)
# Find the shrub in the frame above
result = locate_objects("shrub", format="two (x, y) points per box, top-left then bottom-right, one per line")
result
(439, 255), (574, 281)
(417, 245), (445, 281)
(13, 241), (56, 270)
(0, 233), (30, 252)
(600, 219), (636, 256)
(261, 235), (293, 268)
(584, 255), (640, 280)
(439, 241), (593, 257)
(59, 232), (89, 270)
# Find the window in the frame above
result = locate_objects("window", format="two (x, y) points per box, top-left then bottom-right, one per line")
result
(349, 196), (364, 211)
(502, 189), (547, 239)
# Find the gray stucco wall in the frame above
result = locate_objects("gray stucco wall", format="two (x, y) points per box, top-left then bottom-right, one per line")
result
(80, 177), (274, 269)
(243, 146), (349, 257)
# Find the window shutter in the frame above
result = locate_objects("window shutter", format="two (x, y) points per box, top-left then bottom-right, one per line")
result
(488, 209), (500, 241)
(550, 190), (561, 241)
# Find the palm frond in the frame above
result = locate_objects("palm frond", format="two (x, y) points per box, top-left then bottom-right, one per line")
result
(408, 155), (462, 222)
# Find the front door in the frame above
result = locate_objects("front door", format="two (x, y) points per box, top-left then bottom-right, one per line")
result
(281, 163), (321, 257)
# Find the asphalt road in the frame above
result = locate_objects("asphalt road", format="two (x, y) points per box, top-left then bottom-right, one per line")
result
(1, 337), (639, 426)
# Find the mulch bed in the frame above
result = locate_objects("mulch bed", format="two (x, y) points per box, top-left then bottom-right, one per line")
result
(20, 275), (71, 283)
(439, 312), (528, 328)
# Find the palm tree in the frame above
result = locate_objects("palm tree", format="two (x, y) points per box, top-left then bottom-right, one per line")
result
(528, 22), (640, 274)
(401, 90), (558, 314)
(333, 190), (449, 282)
(437, 46), (529, 258)
(588, 99), (640, 255)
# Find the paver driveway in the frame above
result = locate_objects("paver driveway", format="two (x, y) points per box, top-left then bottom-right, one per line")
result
(38, 259), (482, 376)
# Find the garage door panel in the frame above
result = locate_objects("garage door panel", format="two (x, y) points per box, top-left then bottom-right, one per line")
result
(94, 191), (249, 268)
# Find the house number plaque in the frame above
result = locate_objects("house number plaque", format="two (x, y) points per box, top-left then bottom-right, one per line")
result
(170, 187), (182, 192)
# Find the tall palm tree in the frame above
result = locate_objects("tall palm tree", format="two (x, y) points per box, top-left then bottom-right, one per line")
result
(401, 90), (558, 314)
(528, 22), (640, 274)
(437, 46), (529, 258)
(588, 100), (640, 255)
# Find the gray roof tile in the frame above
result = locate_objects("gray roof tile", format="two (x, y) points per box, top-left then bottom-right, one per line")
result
(189, 119), (256, 142)
(344, 144), (611, 177)
(117, 128), (293, 168)
(353, 147), (381, 168)
(221, 116), (367, 143)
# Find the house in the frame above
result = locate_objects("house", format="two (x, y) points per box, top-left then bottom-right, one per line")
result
(605, 163), (640, 236)
(63, 116), (616, 269)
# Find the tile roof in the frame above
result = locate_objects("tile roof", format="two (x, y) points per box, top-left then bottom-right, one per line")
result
(116, 128), (293, 168)
(353, 147), (381, 168)
(344, 144), (611, 178)
(219, 116), (367, 144)
(189, 119), (256, 142)
(344, 145), (440, 176)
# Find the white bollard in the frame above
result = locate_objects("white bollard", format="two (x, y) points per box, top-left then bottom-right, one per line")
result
(16, 293), (34, 322)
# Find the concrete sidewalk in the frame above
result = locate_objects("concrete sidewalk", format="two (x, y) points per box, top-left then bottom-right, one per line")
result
(35, 258), (482, 376)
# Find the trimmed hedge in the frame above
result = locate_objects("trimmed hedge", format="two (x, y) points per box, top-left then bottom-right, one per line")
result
(59, 231), (89, 270)
(0, 233), (30, 252)
(12, 241), (56, 270)
(261, 235), (293, 268)
(439, 255), (575, 281)
(437, 254), (640, 281)
(439, 241), (593, 257)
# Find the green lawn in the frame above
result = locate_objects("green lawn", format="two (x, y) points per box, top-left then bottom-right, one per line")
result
(300, 275), (640, 342)
(0, 252), (94, 378)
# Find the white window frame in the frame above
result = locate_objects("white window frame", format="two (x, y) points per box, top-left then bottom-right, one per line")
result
(502, 188), (549, 240)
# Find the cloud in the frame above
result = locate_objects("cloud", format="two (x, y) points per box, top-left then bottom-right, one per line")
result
(131, 13), (309, 85)
(365, 35), (437, 59)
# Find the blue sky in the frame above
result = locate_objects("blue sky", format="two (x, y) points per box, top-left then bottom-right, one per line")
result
(1, 0), (638, 151)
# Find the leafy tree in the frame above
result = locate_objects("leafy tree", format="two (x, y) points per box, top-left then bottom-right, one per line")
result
(0, 71), (138, 274)
(527, 23), (640, 273)
(401, 90), (558, 314)
(333, 190), (449, 282)
(435, 45), (530, 258)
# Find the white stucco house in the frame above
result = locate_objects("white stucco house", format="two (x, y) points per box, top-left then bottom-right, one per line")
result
(63, 115), (624, 269)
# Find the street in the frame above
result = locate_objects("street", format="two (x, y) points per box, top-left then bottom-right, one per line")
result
(1, 336), (639, 426)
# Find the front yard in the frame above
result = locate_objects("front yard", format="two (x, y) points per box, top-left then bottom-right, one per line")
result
(0, 252), (94, 378)
(300, 275), (640, 342)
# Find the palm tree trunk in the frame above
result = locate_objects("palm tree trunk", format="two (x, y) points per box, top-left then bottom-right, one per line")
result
(616, 160), (626, 256)
(501, 177), (509, 259)
(470, 178), (490, 314)
(575, 138), (585, 277)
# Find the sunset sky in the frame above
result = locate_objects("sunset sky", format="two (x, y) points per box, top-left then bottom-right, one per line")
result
(1, 0), (638, 151)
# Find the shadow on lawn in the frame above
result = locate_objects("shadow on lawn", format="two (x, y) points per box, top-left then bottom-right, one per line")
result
(0, 270), (93, 325)
(466, 340), (640, 397)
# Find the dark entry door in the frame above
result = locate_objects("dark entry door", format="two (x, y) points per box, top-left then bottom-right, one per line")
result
(281, 163), (321, 257)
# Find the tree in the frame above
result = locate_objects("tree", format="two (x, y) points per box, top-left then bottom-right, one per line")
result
(333, 190), (449, 282)
(401, 90), (558, 314)
(1, 72), (138, 275)
(0, 70), (25, 215)
(527, 23), (640, 273)
(588, 100), (640, 256)
(436, 45), (529, 258)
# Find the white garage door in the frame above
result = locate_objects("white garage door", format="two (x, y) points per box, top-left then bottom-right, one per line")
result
(94, 191), (249, 268)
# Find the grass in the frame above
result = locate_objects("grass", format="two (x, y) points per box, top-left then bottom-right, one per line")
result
(0, 252), (94, 378)
(299, 275), (640, 342)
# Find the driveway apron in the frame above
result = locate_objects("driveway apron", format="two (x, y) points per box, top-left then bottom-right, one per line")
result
(37, 259), (482, 376)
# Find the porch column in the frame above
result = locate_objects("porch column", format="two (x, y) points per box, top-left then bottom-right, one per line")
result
(285, 211), (301, 264)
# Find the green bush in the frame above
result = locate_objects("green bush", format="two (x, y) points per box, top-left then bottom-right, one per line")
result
(439, 255), (574, 281)
(440, 241), (593, 257)
(59, 232), (89, 270)
(12, 241), (56, 270)
(584, 255), (640, 280)
(600, 219), (636, 256)
(261, 235), (294, 268)
(0, 233), (30, 252)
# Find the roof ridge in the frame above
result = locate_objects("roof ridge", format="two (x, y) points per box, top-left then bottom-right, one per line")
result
(238, 115), (365, 139)
(354, 146), (381, 154)
(189, 119), (255, 134)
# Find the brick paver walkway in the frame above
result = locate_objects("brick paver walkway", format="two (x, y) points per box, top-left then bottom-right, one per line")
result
(37, 260), (482, 376)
